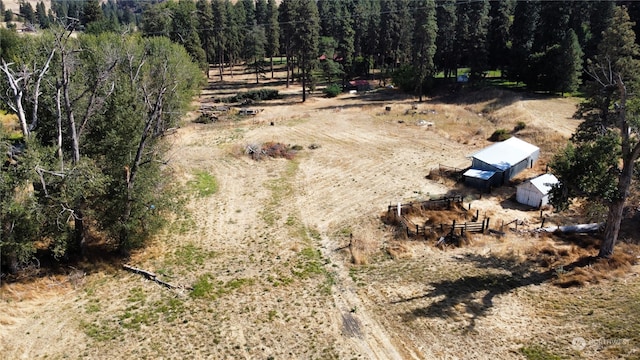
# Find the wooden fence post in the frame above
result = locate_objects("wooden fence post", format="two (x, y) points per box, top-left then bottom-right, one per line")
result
(451, 220), (456, 236)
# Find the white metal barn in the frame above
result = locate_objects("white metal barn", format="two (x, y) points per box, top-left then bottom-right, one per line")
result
(516, 173), (559, 208)
(470, 137), (540, 184)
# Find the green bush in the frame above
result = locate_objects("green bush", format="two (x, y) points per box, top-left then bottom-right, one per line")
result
(489, 129), (511, 142)
(391, 64), (418, 93)
(226, 88), (281, 103)
(323, 84), (342, 98)
(514, 121), (527, 132)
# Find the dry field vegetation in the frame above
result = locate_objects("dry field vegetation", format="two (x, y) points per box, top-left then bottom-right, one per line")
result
(1, 64), (640, 360)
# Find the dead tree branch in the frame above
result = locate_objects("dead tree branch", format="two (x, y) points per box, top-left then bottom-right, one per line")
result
(123, 264), (192, 291)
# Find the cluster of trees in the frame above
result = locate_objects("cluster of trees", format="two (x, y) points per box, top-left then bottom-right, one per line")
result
(1, 25), (202, 272)
(4, 0), (640, 99)
(9, 0), (638, 97)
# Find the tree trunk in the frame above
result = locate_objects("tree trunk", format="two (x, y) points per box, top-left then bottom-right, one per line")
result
(255, 57), (259, 84)
(285, 51), (290, 88)
(600, 199), (624, 258)
(218, 52), (224, 81)
(61, 51), (80, 164)
(600, 150), (636, 258)
(270, 56), (274, 79)
(0, 61), (29, 138)
(55, 86), (64, 170)
(74, 210), (85, 256)
(302, 56), (307, 102)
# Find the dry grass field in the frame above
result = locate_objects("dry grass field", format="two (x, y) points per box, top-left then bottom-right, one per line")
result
(1, 65), (639, 360)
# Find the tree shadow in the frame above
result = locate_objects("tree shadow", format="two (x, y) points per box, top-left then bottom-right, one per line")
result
(393, 252), (591, 333)
(1, 240), (123, 286)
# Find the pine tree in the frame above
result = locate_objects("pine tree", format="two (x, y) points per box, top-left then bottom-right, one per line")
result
(509, 0), (540, 84)
(255, 0), (267, 25)
(364, 0), (380, 75)
(278, 0), (298, 87)
(458, 0), (490, 80)
(293, 0), (319, 102)
(550, 6), (640, 258)
(435, 0), (457, 80)
(241, 0), (255, 27)
(227, 0), (244, 76)
(556, 28), (583, 95)
(487, 0), (514, 74)
(82, 0), (103, 26)
(170, 0), (207, 71)
(197, 0), (215, 77)
(412, 0), (437, 102)
(265, 0), (279, 78)
(19, 2), (35, 24)
(585, 1), (615, 61)
(212, 0), (228, 80)
(244, 25), (266, 83)
(35, 1), (49, 29)
(379, 0), (399, 69)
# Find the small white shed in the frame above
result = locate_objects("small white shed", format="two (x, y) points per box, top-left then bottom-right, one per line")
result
(516, 173), (559, 208)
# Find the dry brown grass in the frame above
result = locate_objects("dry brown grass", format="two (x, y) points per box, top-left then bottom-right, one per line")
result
(553, 243), (638, 287)
(349, 227), (379, 265)
(1, 112), (20, 135)
(385, 240), (411, 260)
(514, 233), (639, 288)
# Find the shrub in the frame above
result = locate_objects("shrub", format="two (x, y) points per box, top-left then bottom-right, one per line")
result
(323, 84), (342, 98)
(391, 64), (418, 93)
(226, 88), (281, 103)
(514, 121), (526, 132)
(489, 129), (511, 142)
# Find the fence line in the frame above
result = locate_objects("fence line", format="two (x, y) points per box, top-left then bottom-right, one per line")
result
(387, 195), (463, 215)
(387, 196), (490, 239)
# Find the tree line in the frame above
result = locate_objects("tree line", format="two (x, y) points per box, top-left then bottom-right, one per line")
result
(4, 1), (637, 96)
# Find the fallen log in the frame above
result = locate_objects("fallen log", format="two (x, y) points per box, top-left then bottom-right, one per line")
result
(538, 223), (603, 234)
(123, 264), (192, 290)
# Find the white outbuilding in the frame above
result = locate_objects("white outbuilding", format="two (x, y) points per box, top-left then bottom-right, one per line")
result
(464, 137), (540, 191)
(516, 173), (559, 208)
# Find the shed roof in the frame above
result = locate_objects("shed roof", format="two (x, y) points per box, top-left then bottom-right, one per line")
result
(526, 173), (559, 194)
(471, 137), (539, 171)
(463, 168), (496, 180)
